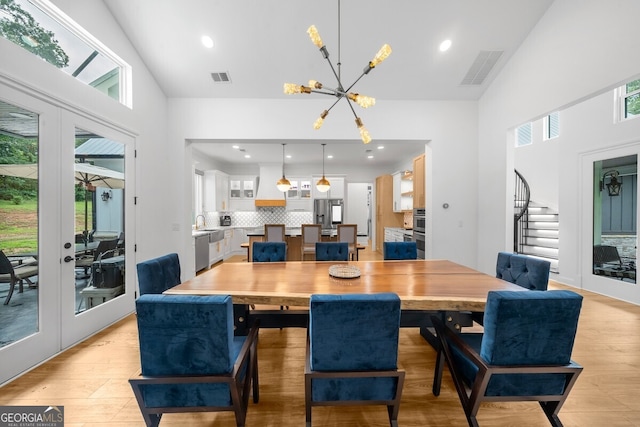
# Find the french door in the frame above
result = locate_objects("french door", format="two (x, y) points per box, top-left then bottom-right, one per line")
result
(0, 79), (135, 385)
(581, 144), (640, 305)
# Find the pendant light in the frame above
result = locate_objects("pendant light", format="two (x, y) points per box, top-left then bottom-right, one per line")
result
(316, 143), (330, 192)
(276, 143), (291, 192)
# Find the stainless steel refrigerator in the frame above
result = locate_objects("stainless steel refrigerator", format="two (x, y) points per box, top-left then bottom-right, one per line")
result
(314, 199), (344, 229)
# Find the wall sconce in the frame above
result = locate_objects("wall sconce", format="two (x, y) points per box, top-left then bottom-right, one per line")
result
(101, 190), (113, 201)
(600, 170), (622, 196)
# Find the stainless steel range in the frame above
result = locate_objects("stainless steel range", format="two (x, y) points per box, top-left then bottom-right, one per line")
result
(413, 208), (426, 259)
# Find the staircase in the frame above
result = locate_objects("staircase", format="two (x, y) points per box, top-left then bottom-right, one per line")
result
(514, 169), (559, 273)
(518, 203), (559, 273)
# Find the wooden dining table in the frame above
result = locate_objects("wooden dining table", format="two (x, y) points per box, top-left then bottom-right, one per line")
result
(165, 259), (525, 340)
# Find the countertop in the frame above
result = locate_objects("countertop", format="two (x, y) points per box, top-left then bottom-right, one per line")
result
(193, 225), (366, 238)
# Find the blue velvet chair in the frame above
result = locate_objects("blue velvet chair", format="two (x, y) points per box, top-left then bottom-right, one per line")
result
(129, 294), (259, 427)
(496, 251), (550, 290)
(315, 242), (349, 261)
(383, 241), (417, 260)
(252, 242), (286, 262)
(305, 293), (405, 427)
(432, 290), (583, 427)
(136, 253), (181, 295)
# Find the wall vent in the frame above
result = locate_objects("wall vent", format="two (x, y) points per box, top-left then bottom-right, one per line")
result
(460, 51), (503, 85)
(211, 72), (231, 83)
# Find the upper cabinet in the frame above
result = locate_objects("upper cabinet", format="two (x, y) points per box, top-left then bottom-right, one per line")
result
(204, 170), (229, 212)
(412, 154), (425, 209)
(286, 177), (313, 211)
(229, 175), (256, 211)
(312, 176), (345, 199)
(392, 170), (413, 212)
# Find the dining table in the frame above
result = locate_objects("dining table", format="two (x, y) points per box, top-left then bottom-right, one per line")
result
(165, 259), (525, 345)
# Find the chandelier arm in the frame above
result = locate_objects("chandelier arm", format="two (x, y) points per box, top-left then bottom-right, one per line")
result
(343, 70), (369, 94)
(326, 97), (343, 112)
(345, 97), (359, 119)
(310, 88), (340, 96)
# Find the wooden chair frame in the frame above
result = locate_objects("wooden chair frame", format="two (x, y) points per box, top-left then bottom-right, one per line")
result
(129, 321), (260, 427)
(304, 335), (405, 427)
(301, 224), (322, 260)
(337, 224), (357, 260)
(264, 224), (286, 243)
(432, 315), (582, 427)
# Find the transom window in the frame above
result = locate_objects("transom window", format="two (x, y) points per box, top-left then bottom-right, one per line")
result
(544, 111), (560, 140)
(618, 78), (640, 121)
(515, 122), (532, 147)
(0, 0), (131, 107)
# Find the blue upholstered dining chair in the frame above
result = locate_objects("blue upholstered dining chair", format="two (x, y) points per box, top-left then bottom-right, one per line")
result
(432, 290), (583, 427)
(383, 241), (417, 260)
(305, 293), (405, 427)
(136, 253), (181, 295)
(496, 251), (551, 290)
(314, 242), (349, 261)
(252, 242), (286, 262)
(129, 294), (260, 427)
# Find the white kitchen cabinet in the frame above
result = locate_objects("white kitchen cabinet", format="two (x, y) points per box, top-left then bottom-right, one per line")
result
(312, 176), (345, 199)
(209, 239), (222, 265)
(231, 228), (248, 254)
(392, 171), (413, 212)
(223, 229), (232, 257)
(229, 176), (256, 199)
(204, 170), (229, 212)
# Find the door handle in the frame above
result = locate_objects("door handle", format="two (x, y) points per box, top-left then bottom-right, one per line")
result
(64, 255), (74, 263)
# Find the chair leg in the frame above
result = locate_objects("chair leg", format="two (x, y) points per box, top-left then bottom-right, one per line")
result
(540, 401), (563, 427)
(432, 347), (445, 396)
(3, 278), (16, 305)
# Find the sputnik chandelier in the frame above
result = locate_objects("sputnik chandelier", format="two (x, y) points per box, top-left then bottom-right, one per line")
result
(283, 0), (391, 144)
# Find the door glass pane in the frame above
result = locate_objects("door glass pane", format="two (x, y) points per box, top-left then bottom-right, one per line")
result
(74, 128), (125, 313)
(0, 100), (39, 348)
(593, 155), (637, 283)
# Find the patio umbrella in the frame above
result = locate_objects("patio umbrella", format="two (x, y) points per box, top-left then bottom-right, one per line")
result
(1, 162), (125, 242)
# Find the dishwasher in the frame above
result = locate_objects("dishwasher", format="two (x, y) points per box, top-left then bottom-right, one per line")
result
(195, 234), (209, 272)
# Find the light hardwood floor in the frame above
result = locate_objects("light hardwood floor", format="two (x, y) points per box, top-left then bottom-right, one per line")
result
(1, 247), (640, 426)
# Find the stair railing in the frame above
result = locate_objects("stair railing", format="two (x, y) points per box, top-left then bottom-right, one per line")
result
(514, 169), (530, 253)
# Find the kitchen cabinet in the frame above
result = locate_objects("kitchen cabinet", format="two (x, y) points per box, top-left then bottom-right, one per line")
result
(204, 170), (229, 212)
(223, 229), (232, 257)
(230, 228), (248, 254)
(375, 175), (404, 254)
(312, 176), (345, 199)
(286, 177), (313, 211)
(413, 154), (425, 209)
(229, 176), (256, 199)
(392, 170), (413, 212)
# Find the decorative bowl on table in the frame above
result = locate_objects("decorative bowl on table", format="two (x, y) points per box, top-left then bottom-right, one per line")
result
(328, 264), (361, 279)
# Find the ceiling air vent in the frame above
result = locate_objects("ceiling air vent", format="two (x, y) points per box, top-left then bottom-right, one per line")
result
(210, 72), (231, 83)
(460, 51), (503, 85)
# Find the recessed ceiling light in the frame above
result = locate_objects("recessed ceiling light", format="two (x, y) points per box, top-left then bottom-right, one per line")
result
(327, 155), (333, 159)
(439, 39), (452, 52)
(244, 154), (251, 158)
(201, 35), (214, 49)
(368, 155), (374, 159)
(377, 145), (384, 150)
(286, 155), (292, 159)
(232, 145), (240, 149)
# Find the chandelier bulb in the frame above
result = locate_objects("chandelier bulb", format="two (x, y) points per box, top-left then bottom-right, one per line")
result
(369, 44), (392, 68)
(309, 80), (323, 89)
(348, 93), (376, 109)
(355, 117), (372, 144)
(307, 25), (324, 48)
(313, 110), (329, 130)
(283, 83), (312, 94)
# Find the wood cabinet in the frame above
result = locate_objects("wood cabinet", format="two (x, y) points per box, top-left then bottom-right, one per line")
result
(412, 154), (425, 209)
(375, 175), (404, 254)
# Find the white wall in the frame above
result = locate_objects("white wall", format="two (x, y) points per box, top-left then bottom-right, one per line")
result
(170, 98), (479, 277)
(478, 0), (640, 276)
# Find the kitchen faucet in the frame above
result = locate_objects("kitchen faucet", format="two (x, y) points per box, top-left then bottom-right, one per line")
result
(195, 214), (206, 230)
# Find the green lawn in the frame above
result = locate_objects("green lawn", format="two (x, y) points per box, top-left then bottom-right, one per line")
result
(0, 199), (91, 254)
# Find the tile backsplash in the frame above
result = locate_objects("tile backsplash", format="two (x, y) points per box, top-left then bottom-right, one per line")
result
(204, 208), (313, 228)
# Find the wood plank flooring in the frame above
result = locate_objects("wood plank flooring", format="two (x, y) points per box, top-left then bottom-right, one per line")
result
(1, 247), (640, 426)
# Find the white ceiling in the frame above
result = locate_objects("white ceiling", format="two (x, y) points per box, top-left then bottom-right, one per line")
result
(103, 0), (555, 166)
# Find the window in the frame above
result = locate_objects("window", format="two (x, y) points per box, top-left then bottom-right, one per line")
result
(515, 122), (532, 147)
(618, 78), (640, 121)
(0, 0), (131, 107)
(544, 111), (560, 140)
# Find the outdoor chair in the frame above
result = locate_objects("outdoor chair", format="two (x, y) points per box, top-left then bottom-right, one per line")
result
(432, 290), (583, 427)
(301, 224), (322, 260)
(136, 253), (181, 296)
(75, 238), (118, 278)
(130, 294), (259, 427)
(0, 250), (38, 305)
(383, 241), (417, 260)
(315, 242), (349, 261)
(252, 242), (286, 262)
(593, 245), (636, 280)
(305, 293), (405, 427)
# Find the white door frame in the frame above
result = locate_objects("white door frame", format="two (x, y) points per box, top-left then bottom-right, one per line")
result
(580, 142), (640, 305)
